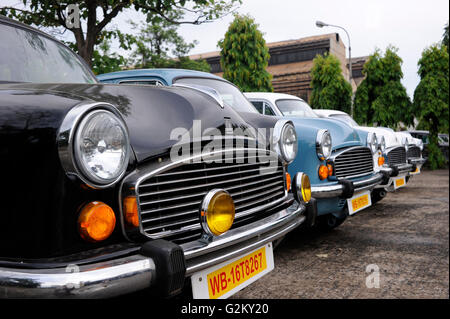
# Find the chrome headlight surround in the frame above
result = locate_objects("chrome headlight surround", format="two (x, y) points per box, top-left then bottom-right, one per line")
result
(273, 120), (298, 164)
(418, 139), (424, 151)
(402, 136), (409, 152)
(378, 135), (386, 153)
(316, 129), (332, 160)
(57, 102), (130, 189)
(367, 132), (378, 154)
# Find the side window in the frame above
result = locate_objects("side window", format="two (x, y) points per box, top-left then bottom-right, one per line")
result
(264, 102), (276, 116)
(251, 101), (264, 114)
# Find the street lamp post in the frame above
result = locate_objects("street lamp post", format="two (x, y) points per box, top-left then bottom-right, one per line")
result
(316, 21), (354, 117)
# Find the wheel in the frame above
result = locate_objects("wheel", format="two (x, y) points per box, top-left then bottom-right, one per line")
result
(316, 214), (347, 231)
(371, 189), (387, 204)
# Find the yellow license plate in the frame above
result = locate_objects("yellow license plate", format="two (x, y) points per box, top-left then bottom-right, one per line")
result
(395, 177), (406, 188)
(191, 244), (274, 299)
(347, 191), (372, 215)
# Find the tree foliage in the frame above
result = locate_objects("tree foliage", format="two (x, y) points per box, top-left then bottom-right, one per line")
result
(443, 22), (449, 53)
(0, 0), (241, 66)
(219, 14), (272, 92)
(354, 46), (412, 129)
(309, 53), (352, 114)
(413, 44), (449, 169)
(128, 17), (209, 71)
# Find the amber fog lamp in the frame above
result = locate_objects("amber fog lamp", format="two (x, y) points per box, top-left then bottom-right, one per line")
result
(378, 156), (385, 166)
(293, 172), (311, 203)
(286, 172), (292, 192)
(318, 165), (329, 180)
(200, 190), (235, 236)
(124, 196), (140, 227)
(78, 201), (116, 242)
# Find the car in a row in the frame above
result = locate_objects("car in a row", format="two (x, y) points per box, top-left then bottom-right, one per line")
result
(0, 15), (424, 299)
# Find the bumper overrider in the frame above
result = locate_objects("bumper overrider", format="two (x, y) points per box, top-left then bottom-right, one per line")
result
(310, 171), (385, 199)
(0, 198), (306, 298)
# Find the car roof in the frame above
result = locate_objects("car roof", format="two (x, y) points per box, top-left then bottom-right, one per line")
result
(243, 92), (306, 103)
(97, 68), (225, 84)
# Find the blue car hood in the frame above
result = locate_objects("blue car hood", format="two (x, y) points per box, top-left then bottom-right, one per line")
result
(287, 117), (363, 150)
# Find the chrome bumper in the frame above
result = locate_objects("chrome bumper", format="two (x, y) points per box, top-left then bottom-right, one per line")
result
(311, 172), (384, 199)
(0, 201), (305, 298)
(408, 157), (427, 166)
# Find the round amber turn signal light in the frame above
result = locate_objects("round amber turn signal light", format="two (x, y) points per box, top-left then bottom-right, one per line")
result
(318, 165), (329, 180)
(78, 201), (116, 242)
(378, 156), (385, 166)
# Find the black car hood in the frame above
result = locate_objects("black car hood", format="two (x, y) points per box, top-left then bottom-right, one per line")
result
(0, 83), (256, 163)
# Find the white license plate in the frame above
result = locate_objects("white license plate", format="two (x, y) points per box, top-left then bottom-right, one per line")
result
(190, 243), (274, 299)
(347, 190), (372, 215)
(393, 176), (406, 189)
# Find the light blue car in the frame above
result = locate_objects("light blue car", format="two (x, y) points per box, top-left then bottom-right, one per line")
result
(98, 69), (389, 230)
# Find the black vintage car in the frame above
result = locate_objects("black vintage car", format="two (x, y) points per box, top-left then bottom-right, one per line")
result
(0, 16), (312, 298)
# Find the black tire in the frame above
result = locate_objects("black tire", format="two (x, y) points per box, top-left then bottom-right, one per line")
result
(316, 214), (347, 232)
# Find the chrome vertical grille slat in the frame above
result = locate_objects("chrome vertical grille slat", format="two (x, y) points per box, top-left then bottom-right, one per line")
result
(407, 146), (421, 159)
(333, 147), (374, 179)
(387, 147), (407, 165)
(135, 148), (287, 243)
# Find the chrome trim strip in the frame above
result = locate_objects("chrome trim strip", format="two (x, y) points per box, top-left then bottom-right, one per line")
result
(0, 255), (155, 298)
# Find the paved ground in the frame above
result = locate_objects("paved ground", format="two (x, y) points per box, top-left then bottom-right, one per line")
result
(233, 169), (449, 299)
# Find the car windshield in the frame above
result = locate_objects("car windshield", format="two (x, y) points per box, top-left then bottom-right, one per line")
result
(275, 99), (318, 118)
(439, 134), (449, 143)
(330, 114), (359, 127)
(0, 23), (97, 84)
(174, 77), (257, 113)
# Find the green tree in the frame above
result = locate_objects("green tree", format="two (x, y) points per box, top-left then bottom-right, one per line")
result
(443, 22), (449, 53)
(413, 44), (449, 169)
(0, 0), (241, 66)
(309, 53), (352, 114)
(129, 16), (210, 71)
(354, 46), (412, 129)
(218, 14), (272, 92)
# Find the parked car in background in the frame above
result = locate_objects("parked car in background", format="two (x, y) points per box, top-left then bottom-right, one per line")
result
(243, 92), (388, 230)
(0, 16), (310, 299)
(408, 130), (449, 163)
(314, 109), (421, 202)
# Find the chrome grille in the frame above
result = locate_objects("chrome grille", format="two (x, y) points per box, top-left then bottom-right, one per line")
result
(407, 146), (421, 158)
(333, 147), (373, 178)
(136, 149), (286, 244)
(387, 147), (407, 165)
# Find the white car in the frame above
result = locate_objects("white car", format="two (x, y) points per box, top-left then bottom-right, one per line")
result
(314, 109), (425, 197)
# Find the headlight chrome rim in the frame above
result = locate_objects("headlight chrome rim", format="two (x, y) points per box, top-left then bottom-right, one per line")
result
(292, 172), (311, 204)
(57, 102), (130, 189)
(367, 132), (378, 154)
(316, 129), (332, 160)
(273, 120), (298, 164)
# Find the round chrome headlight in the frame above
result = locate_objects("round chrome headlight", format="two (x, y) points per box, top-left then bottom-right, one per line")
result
(74, 110), (130, 186)
(273, 120), (298, 163)
(379, 135), (386, 153)
(367, 132), (378, 154)
(316, 129), (332, 160)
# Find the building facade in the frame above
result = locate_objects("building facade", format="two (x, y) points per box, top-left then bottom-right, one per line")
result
(189, 33), (367, 102)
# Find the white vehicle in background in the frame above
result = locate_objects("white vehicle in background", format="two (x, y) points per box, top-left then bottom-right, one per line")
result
(313, 109), (423, 202)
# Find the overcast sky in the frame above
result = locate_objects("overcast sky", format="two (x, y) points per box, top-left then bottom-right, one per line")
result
(3, 0), (449, 97)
